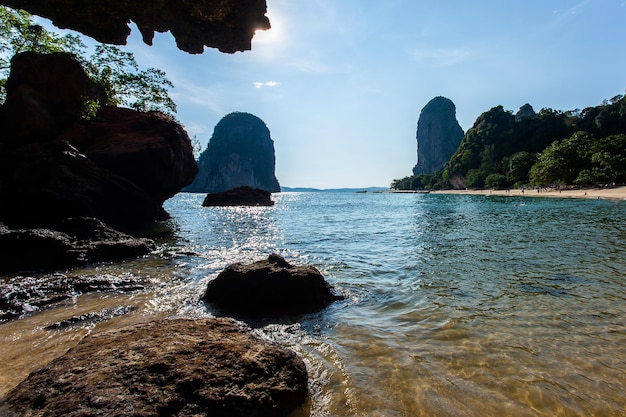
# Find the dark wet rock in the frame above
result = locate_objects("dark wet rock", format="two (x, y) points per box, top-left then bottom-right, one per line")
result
(0, 140), (169, 228)
(0, 0), (271, 54)
(0, 52), (197, 228)
(0, 217), (155, 274)
(186, 112), (281, 193)
(0, 273), (147, 322)
(412, 96), (464, 175)
(202, 186), (275, 207)
(203, 253), (344, 315)
(59, 106), (198, 204)
(2, 318), (308, 417)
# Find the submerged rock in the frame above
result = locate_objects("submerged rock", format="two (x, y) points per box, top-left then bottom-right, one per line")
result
(2, 318), (308, 417)
(43, 305), (135, 330)
(203, 253), (344, 315)
(202, 186), (275, 207)
(0, 273), (147, 322)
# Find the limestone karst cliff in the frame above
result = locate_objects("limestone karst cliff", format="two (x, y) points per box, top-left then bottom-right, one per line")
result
(412, 97), (464, 176)
(185, 112), (281, 193)
(515, 103), (537, 122)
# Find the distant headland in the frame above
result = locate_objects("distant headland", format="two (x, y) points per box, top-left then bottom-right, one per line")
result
(393, 93), (626, 192)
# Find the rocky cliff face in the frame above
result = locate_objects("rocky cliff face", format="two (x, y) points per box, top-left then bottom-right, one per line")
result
(515, 103), (536, 122)
(185, 112), (280, 193)
(412, 97), (464, 175)
(0, 52), (197, 229)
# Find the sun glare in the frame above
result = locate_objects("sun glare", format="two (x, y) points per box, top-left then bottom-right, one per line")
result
(253, 12), (283, 45)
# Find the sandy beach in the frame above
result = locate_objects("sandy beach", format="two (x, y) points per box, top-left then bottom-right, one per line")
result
(430, 185), (626, 200)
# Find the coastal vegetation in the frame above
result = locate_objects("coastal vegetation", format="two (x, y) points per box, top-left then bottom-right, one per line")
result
(392, 95), (626, 190)
(0, 6), (176, 116)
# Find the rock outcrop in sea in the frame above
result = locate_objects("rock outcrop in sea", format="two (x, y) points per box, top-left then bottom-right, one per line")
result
(203, 253), (343, 316)
(185, 112), (281, 193)
(412, 96), (464, 175)
(202, 186), (275, 206)
(0, 52), (197, 229)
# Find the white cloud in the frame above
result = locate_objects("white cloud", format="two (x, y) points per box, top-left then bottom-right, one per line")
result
(409, 46), (471, 68)
(253, 81), (281, 88)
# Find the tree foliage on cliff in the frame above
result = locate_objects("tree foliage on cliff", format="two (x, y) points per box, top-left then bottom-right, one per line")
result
(391, 95), (626, 190)
(0, 6), (176, 115)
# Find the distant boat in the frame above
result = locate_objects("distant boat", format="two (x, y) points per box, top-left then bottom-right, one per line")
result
(355, 190), (367, 194)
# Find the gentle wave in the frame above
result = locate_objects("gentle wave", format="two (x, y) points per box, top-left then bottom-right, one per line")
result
(2, 192), (624, 416)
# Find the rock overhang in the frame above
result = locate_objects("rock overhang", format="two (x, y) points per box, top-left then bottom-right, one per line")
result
(0, 0), (271, 54)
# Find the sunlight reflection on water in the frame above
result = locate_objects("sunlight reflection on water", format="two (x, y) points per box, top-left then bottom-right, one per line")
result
(1, 192), (625, 416)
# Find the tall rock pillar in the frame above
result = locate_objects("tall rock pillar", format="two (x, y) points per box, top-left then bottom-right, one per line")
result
(412, 96), (464, 175)
(185, 112), (281, 193)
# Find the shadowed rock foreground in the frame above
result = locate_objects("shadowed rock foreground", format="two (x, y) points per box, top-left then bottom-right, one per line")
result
(2, 318), (309, 417)
(0, 52), (197, 229)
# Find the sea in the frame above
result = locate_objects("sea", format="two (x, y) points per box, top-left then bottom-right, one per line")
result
(1, 191), (625, 416)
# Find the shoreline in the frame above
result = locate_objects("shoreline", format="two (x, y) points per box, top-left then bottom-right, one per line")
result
(430, 185), (626, 201)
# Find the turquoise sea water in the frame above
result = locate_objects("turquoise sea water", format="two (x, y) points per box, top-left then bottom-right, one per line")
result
(159, 192), (626, 416)
(2, 192), (625, 416)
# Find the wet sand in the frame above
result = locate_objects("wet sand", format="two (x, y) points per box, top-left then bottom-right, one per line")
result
(431, 185), (626, 200)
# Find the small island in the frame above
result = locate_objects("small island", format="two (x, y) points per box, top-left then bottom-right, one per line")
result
(202, 186), (275, 206)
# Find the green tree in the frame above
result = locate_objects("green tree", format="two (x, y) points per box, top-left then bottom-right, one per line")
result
(390, 176), (412, 190)
(507, 151), (537, 184)
(82, 44), (176, 114)
(465, 169), (486, 188)
(1, 6), (83, 101)
(588, 134), (626, 183)
(485, 173), (507, 189)
(529, 132), (592, 185)
(0, 6), (175, 115)
(573, 169), (595, 185)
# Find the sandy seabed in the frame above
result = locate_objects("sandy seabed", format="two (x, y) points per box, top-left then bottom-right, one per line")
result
(430, 185), (626, 200)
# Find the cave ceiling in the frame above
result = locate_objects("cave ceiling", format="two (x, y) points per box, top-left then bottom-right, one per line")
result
(0, 0), (270, 54)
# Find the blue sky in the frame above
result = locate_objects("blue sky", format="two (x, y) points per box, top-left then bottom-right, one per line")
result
(45, 1), (626, 188)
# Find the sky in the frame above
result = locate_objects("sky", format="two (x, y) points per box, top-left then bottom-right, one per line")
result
(42, 1), (626, 188)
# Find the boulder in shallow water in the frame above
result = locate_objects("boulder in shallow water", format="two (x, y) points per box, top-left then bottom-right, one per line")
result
(202, 185), (275, 206)
(2, 318), (308, 417)
(203, 253), (344, 315)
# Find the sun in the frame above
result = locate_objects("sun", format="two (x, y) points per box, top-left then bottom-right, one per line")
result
(253, 11), (283, 46)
